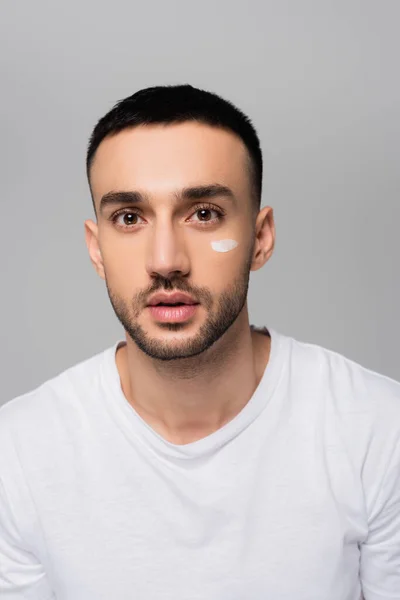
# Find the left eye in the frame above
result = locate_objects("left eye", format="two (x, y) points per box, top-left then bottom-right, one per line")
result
(190, 208), (220, 223)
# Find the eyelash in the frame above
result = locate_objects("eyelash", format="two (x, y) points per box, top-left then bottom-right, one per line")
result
(110, 203), (226, 230)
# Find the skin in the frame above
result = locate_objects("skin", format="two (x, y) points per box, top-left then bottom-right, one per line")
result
(85, 122), (275, 444)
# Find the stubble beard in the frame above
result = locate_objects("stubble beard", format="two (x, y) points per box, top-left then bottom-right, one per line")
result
(105, 251), (254, 362)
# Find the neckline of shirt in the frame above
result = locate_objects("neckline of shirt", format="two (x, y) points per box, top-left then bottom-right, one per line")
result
(100, 325), (288, 460)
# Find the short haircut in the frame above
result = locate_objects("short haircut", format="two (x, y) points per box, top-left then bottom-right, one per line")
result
(86, 84), (263, 212)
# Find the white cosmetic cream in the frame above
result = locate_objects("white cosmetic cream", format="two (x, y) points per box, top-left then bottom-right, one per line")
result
(211, 239), (238, 253)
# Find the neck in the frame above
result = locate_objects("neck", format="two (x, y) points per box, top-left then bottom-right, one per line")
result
(115, 311), (271, 445)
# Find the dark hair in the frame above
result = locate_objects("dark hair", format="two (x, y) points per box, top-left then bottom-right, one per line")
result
(86, 84), (263, 211)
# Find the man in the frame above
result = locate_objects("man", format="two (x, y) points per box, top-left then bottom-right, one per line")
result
(0, 85), (399, 600)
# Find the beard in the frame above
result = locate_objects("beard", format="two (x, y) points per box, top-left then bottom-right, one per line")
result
(105, 249), (253, 362)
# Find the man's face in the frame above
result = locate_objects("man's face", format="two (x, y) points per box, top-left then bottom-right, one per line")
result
(86, 122), (264, 361)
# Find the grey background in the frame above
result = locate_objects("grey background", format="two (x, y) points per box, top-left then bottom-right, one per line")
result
(1, 0), (399, 406)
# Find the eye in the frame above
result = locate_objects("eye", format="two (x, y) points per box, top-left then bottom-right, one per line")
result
(188, 206), (224, 225)
(111, 211), (145, 228)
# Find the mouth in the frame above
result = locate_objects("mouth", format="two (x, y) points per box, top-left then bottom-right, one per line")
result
(147, 292), (198, 307)
(153, 302), (190, 306)
(146, 291), (200, 322)
(147, 302), (199, 323)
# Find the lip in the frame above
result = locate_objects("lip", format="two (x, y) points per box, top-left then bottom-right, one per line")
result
(148, 304), (199, 323)
(147, 292), (198, 307)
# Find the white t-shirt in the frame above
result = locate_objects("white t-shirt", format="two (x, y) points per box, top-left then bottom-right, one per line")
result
(0, 327), (399, 600)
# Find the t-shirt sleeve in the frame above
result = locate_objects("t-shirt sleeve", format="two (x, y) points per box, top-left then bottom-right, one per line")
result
(0, 477), (55, 599)
(0, 399), (55, 600)
(359, 419), (400, 598)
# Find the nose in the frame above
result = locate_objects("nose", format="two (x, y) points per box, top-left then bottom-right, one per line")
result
(145, 219), (190, 280)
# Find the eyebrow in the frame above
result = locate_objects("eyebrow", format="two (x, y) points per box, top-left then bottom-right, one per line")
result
(99, 184), (235, 215)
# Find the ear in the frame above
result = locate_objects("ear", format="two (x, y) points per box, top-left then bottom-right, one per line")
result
(84, 219), (106, 280)
(250, 206), (275, 272)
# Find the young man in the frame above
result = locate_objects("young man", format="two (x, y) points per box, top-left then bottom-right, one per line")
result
(0, 85), (399, 600)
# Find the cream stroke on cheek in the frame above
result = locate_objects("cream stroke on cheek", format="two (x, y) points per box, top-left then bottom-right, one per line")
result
(210, 239), (238, 253)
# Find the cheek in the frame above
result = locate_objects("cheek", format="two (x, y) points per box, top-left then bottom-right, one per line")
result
(102, 247), (144, 293)
(192, 238), (242, 281)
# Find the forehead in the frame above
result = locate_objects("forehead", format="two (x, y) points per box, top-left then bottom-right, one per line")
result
(89, 122), (250, 204)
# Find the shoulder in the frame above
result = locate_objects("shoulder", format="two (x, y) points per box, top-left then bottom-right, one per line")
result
(0, 344), (116, 449)
(288, 333), (400, 413)
(0, 344), (119, 526)
(284, 331), (400, 479)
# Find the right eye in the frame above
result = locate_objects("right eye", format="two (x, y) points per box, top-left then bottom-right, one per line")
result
(111, 211), (145, 229)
